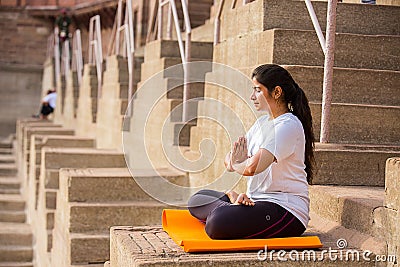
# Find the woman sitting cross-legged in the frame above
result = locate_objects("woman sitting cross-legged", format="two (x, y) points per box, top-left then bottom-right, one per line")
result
(188, 64), (315, 239)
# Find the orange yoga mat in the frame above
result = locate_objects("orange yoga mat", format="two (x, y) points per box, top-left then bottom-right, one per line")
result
(162, 209), (323, 253)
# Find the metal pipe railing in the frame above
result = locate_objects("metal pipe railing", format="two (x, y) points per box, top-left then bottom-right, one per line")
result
(62, 39), (70, 77)
(166, 4), (173, 39)
(320, 0), (338, 143)
(127, 0), (135, 53)
(305, 0), (326, 55)
(115, 0), (123, 55)
(112, 0), (136, 117)
(118, 24), (135, 117)
(88, 15), (103, 98)
(214, 0), (225, 45)
(157, 0), (192, 122)
(54, 27), (61, 87)
(73, 29), (83, 86)
(46, 33), (55, 59)
(180, 0), (192, 122)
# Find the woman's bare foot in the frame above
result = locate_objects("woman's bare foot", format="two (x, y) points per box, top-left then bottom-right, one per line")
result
(225, 190), (239, 203)
(234, 193), (255, 206)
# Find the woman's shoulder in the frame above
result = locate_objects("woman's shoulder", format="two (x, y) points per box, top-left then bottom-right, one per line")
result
(275, 113), (303, 132)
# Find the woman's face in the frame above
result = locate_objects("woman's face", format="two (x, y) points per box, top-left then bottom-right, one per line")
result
(250, 77), (273, 112)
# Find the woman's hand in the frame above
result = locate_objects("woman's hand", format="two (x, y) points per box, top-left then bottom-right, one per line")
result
(231, 136), (248, 164)
(233, 193), (255, 206)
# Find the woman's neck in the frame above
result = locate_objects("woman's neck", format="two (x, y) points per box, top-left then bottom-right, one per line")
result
(271, 105), (289, 119)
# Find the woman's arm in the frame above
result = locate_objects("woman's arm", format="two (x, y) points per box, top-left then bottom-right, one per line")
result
(224, 152), (234, 172)
(231, 138), (275, 176)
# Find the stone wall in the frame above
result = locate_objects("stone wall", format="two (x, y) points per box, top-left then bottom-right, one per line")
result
(0, 9), (51, 138)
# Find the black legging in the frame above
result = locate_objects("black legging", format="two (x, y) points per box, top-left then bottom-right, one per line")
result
(188, 189), (306, 240)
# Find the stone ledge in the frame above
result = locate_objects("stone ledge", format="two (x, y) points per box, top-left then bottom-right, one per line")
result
(314, 144), (400, 186)
(109, 209), (385, 266)
(110, 219), (378, 267)
(310, 185), (385, 237)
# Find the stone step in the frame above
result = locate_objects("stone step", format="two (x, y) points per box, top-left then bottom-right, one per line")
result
(222, 0), (399, 41)
(144, 40), (213, 61)
(105, 55), (144, 72)
(0, 211), (26, 223)
(72, 264), (105, 267)
(0, 148), (12, 155)
(0, 177), (20, 190)
(172, 121), (198, 147)
(0, 222), (32, 246)
(0, 188), (20, 195)
(0, 195), (25, 211)
(65, 201), (181, 234)
(261, 0), (400, 36)
(0, 155), (14, 164)
(0, 246), (33, 262)
(101, 82), (137, 100)
(165, 78), (206, 100)
(103, 62), (141, 83)
(314, 143), (400, 186)
(109, 211), (382, 267)
(286, 65), (400, 106)
(257, 29), (399, 71)
(311, 102), (400, 145)
(0, 262), (33, 267)
(140, 57), (184, 80)
(191, 20), (214, 42)
(0, 164), (17, 176)
(16, 121), (61, 153)
(58, 168), (188, 203)
(69, 233), (109, 265)
(41, 148), (126, 170)
(0, 142), (12, 149)
(310, 186), (385, 239)
(33, 135), (96, 149)
(23, 127), (75, 152)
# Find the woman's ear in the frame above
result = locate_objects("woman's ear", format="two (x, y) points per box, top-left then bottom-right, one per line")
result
(273, 86), (283, 99)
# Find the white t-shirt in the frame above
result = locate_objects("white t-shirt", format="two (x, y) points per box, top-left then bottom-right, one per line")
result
(43, 92), (57, 108)
(245, 113), (310, 228)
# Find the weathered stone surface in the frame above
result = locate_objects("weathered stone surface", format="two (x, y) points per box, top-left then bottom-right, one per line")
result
(109, 215), (380, 267)
(383, 158), (400, 267)
(261, 0), (400, 36)
(0, 222), (32, 246)
(58, 168), (187, 203)
(309, 185), (385, 238)
(0, 194), (25, 211)
(314, 143), (400, 186)
(385, 158), (400, 209)
(41, 147), (126, 170)
(286, 66), (400, 106)
(311, 104), (400, 145)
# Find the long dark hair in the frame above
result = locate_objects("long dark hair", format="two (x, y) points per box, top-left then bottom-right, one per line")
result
(252, 64), (315, 184)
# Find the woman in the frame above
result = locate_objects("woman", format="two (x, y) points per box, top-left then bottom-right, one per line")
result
(188, 64), (315, 239)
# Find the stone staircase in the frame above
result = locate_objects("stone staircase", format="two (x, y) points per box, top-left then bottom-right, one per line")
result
(74, 65), (99, 138)
(96, 54), (144, 150)
(0, 139), (34, 267)
(109, 0), (400, 266)
(3, 0), (399, 267)
(123, 39), (213, 172)
(51, 168), (187, 266)
(14, 119), (191, 266)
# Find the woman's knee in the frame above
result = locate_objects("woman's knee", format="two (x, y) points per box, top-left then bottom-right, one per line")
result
(205, 208), (231, 239)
